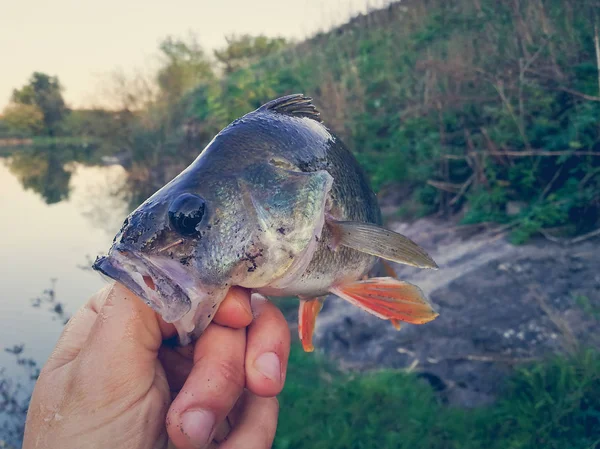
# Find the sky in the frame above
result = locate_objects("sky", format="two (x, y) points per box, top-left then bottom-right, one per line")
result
(1, 0), (391, 110)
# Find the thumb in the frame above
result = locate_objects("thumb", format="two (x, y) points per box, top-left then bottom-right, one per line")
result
(74, 283), (166, 399)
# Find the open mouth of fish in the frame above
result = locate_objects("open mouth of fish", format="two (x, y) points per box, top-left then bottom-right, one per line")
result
(93, 250), (194, 324)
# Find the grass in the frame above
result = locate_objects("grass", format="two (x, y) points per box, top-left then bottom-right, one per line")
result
(275, 347), (600, 449)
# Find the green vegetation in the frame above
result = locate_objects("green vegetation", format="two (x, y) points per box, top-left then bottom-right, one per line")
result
(120, 0), (600, 242)
(8, 72), (67, 136)
(2, 4), (599, 446)
(214, 35), (288, 74)
(576, 294), (600, 321)
(1, 103), (45, 135)
(1, 73), (135, 158)
(277, 346), (600, 449)
(4, 1), (599, 243)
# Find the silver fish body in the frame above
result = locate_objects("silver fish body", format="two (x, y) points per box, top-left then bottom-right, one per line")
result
(94, 95), (436, 345)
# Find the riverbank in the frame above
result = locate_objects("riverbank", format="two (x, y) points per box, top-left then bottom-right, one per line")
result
(306, 214), (600, 407)
(272, 213), (600, 448)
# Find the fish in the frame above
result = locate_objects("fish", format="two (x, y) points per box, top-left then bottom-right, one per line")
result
(93, 94), (439, 351)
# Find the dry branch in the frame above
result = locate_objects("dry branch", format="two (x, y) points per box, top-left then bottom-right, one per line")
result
(444, 354), (540, 364)
(449, 175), (474, 206)
(569, 228), (600, 244)
(557, 86), (600, 102)
(427, 179), (463, 193)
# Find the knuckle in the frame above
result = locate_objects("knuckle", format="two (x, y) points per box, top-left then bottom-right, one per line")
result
(213, 358), (245, 390)
(251, 301), (287, 334)
(37, 362), (53, 380)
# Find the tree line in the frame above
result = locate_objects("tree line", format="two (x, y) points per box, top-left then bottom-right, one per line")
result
(0, 33), (288, 147)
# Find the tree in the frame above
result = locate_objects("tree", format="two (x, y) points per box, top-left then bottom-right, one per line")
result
(2, 103), (45, 135)
(214, 34), (288, 74)
(12, 72), (67, 135)
(103, 69), (157, 112)
(156, 34), (214, 105)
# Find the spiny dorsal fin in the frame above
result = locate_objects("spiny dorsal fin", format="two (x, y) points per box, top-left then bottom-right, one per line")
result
(259, 94), (322, 122)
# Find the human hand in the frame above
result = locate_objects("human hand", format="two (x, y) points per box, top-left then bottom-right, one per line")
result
(23, 282), (290, 449)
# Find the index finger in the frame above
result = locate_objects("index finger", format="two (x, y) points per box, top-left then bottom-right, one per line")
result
(166, 323), (246, 449)
(244, 294), (290, 397)
(212, 287), (253, 329)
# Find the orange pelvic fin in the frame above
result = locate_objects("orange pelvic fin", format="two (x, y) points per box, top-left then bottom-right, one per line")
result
(298, 297), (324, 352)
(390, 319), (402, 330)
(380, 259), (398, 279)
(330, 277), (438, 326)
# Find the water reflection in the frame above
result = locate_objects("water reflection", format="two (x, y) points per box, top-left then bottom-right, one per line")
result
(73, 165), (131, 235)
(0, 157), (129, 371)
(4, 144), (102, 206)
(3, 144), (177, 223)
(0, 146), (156, 446)
(3, 145), (134, 233)
(7, 148), (73, 204)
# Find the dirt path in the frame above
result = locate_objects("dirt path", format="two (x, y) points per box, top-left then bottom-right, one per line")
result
(312, 217), (600, 407)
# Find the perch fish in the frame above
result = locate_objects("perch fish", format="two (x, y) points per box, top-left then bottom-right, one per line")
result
(93, 94), (439, 351)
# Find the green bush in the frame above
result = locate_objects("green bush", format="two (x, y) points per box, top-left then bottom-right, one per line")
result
(275, 347), (600, 449)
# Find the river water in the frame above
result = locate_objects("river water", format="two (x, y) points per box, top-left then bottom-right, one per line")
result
(0, 158), (130, 377)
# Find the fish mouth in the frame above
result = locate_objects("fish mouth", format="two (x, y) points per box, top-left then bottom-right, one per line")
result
(93, 250), (192, 323)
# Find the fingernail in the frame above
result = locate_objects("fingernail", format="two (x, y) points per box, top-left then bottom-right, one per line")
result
(181, 409), (215, 448)
(250, 293), (268, 317)
(235, 290), (253, 316)
(254, 351), (281, 383)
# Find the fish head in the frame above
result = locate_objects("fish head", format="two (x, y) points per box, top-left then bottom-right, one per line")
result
(93, 151), (333, 342)
(92, 170), (219, 333)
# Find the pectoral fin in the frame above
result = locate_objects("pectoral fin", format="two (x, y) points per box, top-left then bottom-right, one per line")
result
(330, 277), (439, 325)
(327, 220), (438, 269)
(298, 297), (324, 352)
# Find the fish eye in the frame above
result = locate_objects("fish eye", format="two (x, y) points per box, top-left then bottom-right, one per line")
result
(168, 193), (206, 236)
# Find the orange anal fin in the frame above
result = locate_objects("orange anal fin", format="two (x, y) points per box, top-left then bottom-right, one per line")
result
(298, 297), (324, 352)
(330, 277), (439, 325)
(383, 259), (405, 331)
